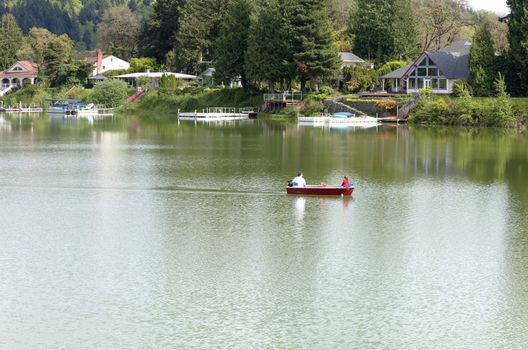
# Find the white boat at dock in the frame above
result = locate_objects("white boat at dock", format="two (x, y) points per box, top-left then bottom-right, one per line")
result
(178, 107), (256, 121)
(298, 112), (381, 126)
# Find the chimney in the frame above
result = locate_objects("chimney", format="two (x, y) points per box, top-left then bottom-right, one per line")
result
(96, 49), (103, 75)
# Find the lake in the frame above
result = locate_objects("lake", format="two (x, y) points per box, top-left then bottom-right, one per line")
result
(1, 114), (527, 349)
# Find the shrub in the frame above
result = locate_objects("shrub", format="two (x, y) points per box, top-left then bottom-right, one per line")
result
(452, 80), (473, 97)
(375, 99), (397, 111)
(411, 97), (451, 124)
(319, 86), (335, 95)
(342, 66), (378, 92)
(89, 79), (129, 106)
(300, 100), (325, 116)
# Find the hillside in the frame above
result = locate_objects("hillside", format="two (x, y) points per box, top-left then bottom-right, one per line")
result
(0, 0), (506, 53)
(0, 0), (151, 50)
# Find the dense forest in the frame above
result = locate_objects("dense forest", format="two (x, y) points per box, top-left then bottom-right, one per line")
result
(0, 0), (507, 53)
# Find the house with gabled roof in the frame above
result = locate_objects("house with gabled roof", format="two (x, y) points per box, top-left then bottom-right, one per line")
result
(84, 49), (130, 77)
(380, 40), (472, 94)
(0, 61), (39, 95)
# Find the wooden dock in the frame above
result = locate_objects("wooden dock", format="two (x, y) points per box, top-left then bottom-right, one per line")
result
(378, 116), (408, 124)
(178, 107), (255, 121)
(263, 92), (303, 111)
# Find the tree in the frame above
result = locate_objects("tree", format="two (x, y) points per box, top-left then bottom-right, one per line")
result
(42, 35), (74, 86)
(128, 0), (137, 11)
(245, 0), (289, 90)
(214, 0), (251, 89)
(469, 25), (496, 96)
(392, 0), (420, 60)
(0, 1), (7, 17)
(417, 1), (464, 51)
(17, 28), (65, 65)
(507, 0), (528, 94)
(82, 28), (95, 50)
(129, 57), (158, 72)
(55, 60), (93, 86)
(139, 0), (185, 62)
(291, 0), (340, 91)
(11, 0), (81, 41)
(349, 0), (392, 63)
(175, 0), (229, 73)
(492, 73), (515, 126)
(0, 14), (24, 70)
(89, 79), (129, 106)
(96, 5), (139, 60)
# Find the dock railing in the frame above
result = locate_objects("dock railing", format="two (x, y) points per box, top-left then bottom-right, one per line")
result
(263, 91), (303, 102)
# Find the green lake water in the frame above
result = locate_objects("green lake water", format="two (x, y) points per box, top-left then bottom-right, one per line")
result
(1, 114), (527, 349)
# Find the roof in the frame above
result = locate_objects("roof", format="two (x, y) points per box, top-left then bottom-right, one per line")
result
(85, 55), (108, 64)
(428, 40), (471, 79)
(200, 68), (216, 77)
(114, 72), (198, 80)
(380, 64), (412, 79)
(339, 52), (365, 63)
(380, 40), (472, 80)
(46, 98), (81, 103)
(0, 61), (39, 78)
(89, 74), (108, 80)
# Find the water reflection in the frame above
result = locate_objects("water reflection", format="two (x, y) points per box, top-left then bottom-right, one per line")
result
(0, 114), (528, 348)
(293, 197), (306, 225)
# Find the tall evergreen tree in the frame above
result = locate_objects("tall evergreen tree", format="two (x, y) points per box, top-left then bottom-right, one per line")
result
(392, 0), (420, 60)
(0, 14), (23, 70)
(506, 0), (528, 94)
(128, 0), (137, 11)
(245, 0), (289, 90)
(138, 0), (185, 62)
(469, 24), (496, 96)
(349, 0), (392, 63)
(290, 0), (340, 91)
(175, 0), (229, 73)
(350, 0), (419, 64)
(214, 0), (252, 89)
(0, 1), (6, 17)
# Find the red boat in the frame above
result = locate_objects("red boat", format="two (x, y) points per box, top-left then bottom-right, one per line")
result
(286, 185), (354, 196)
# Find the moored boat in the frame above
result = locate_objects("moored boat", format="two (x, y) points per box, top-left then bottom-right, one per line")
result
(286, 185), (354, 196)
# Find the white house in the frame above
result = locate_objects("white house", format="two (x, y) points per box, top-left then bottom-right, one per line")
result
(380, 40), (472, 94)
(86, 49), (130, 77)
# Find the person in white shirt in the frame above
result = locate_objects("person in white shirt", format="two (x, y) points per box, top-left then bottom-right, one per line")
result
(291, 172), (306, 187)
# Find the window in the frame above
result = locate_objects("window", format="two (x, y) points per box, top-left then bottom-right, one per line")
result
(11, 66), (23, 72)
(428, 68), (439, 76)
(419, 57), (428, 66)
(417, 68), (427, 76)
(439, 79), (447, 89)
(431, 79), (439, 89)
(417, 78), (424, 89)
(408, 78), (417, 89)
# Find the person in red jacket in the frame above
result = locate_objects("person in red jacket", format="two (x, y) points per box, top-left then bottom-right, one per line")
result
(341, 176), (351, 188)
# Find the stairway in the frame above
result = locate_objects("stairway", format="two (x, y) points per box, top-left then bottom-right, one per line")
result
(0, 85), (13, 97)
(127, 88), (145, 103)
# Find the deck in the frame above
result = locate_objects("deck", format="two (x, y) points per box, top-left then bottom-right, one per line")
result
(178, 107), (254, 121)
